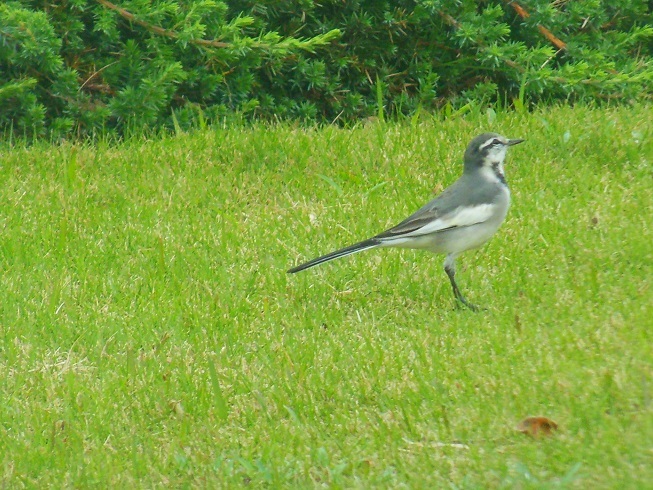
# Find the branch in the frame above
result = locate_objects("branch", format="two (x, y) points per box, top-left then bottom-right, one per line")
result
(96, 0), (229, 48)
(95, 0), (340, 53)
(508, 1), (567, 50)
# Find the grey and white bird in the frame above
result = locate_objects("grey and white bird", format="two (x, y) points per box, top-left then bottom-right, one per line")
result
(288, 132), (525, 310)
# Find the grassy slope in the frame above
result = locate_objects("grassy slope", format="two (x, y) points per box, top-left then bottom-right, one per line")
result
(0, 105), (651, 488)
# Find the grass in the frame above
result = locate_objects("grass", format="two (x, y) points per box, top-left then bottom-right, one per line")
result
(0, 105), (651, 488)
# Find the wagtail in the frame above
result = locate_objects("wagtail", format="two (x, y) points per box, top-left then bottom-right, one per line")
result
(288, 133), (525, 310)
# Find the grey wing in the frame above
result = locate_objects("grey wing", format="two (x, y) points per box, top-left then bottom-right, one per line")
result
(374, 185), (461, 239)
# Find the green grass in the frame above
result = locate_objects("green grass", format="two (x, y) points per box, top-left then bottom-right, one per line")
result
(0, 105), (651, 488)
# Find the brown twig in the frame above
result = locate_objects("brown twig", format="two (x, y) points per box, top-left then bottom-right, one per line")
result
(95, 0), (229, 48)
(508, 1), (566, 50)
(79, 60), (119, 92)
(438, 11), (461, 29)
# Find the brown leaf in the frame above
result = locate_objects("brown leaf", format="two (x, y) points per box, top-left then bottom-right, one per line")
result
(169, 400), (185, 418)
(516, 416), (559, 437)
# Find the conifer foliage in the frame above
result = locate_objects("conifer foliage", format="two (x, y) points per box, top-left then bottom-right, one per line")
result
(1, 1), (652, 138)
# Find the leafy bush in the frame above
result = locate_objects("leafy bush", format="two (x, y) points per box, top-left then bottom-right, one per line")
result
(1, 0), (652, 138)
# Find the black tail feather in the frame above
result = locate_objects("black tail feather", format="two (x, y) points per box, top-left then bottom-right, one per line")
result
(287, 239), (379, 273)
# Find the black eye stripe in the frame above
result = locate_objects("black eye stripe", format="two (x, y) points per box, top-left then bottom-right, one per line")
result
(479, 138), (504, 151)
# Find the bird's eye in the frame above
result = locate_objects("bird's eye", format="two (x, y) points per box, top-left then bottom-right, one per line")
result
(492, 139), (502, 146)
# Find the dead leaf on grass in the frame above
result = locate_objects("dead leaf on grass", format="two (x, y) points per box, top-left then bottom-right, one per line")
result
(516, 416), (558, 437)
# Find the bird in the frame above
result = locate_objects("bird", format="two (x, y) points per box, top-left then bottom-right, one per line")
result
(287, 132), (525, 311)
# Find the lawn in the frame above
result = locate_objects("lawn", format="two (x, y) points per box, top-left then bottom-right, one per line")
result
(0, 105), (651, 488)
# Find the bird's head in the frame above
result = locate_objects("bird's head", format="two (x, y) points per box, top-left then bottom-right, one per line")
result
(463, 133), (524, 177)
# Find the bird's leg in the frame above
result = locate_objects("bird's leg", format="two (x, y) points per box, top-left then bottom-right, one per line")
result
(444, 255), (481, 312)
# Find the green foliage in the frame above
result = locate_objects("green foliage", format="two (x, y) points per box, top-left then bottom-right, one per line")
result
(0, 0), (340, 138)
(1, 0), (652, 138)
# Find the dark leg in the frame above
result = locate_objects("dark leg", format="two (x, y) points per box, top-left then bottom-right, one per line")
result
(444, 255), (481, 312)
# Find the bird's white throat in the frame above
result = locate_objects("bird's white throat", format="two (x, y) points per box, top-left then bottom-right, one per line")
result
(478, 158), (507, 186)
(485, 144), (508, 163)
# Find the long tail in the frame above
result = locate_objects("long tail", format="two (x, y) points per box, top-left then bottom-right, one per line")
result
(287, 238), (380, 273)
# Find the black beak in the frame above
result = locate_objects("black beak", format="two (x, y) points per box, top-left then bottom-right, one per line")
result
(507, 138), (525, 146)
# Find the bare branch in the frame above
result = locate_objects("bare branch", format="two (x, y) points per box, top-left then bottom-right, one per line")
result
(95, 0), (229, 48)
(508, 1), (567, 50)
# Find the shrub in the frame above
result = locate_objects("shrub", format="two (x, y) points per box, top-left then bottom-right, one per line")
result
(1, 0), (651, 139)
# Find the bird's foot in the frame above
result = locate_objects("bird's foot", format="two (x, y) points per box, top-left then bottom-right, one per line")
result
(454, 291), (484, 312)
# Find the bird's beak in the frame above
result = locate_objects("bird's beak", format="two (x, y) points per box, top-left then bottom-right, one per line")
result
(507, 138), (525, 146)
